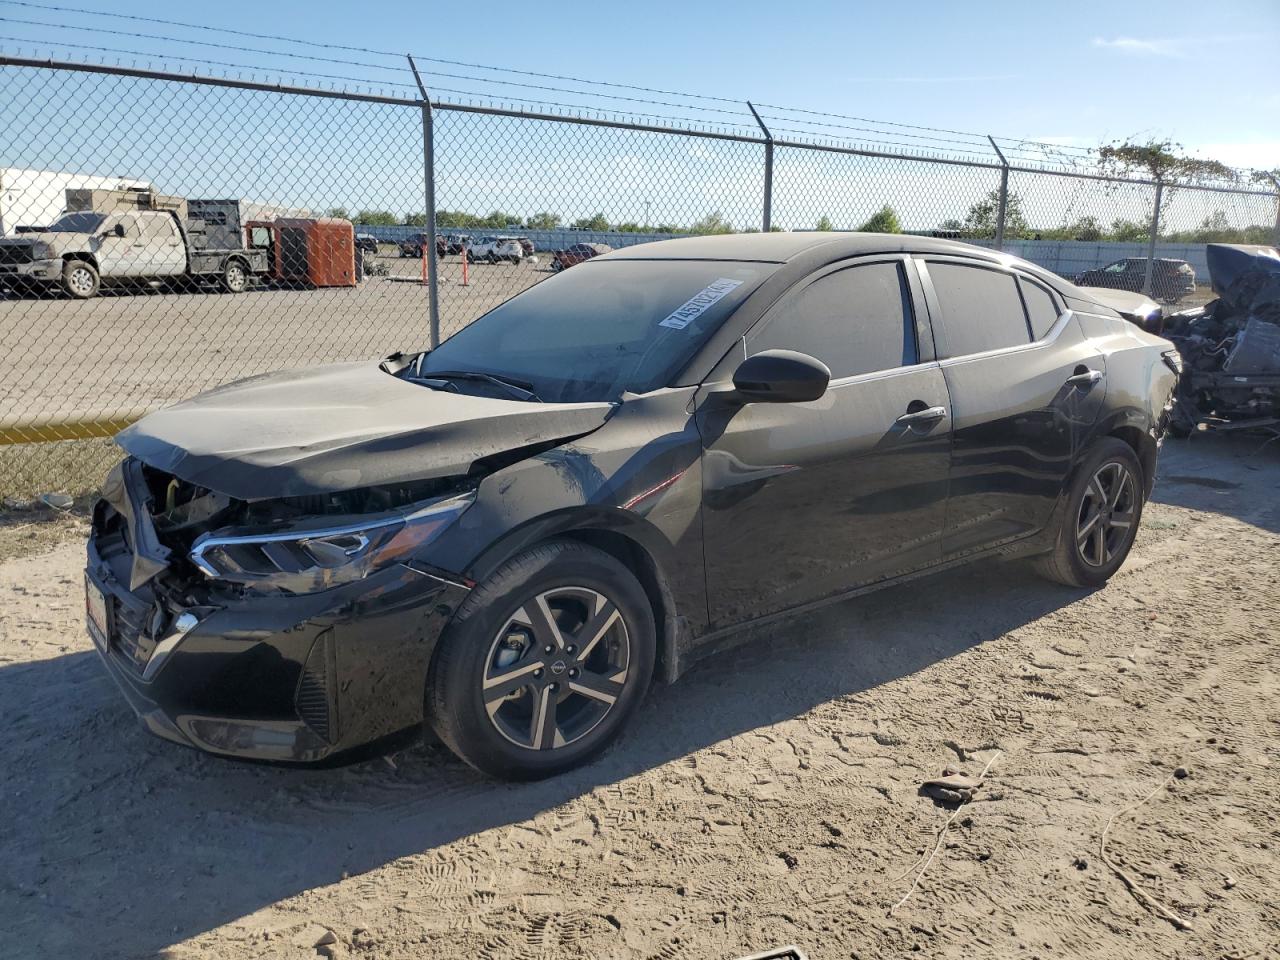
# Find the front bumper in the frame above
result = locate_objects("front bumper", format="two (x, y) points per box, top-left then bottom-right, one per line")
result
(0, 258), (61, 282)
(85, 539), (470, 762)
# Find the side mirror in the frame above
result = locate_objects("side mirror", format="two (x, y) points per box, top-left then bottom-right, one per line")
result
(112, 223), (127, 239)
(731, 349), (830, 404)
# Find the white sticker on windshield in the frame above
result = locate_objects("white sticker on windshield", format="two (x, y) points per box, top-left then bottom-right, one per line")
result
(658, 278), (744, 330)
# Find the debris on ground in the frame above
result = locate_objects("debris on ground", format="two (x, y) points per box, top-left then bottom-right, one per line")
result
(920, 765), (986, 804)
(38, 492), (73, 510)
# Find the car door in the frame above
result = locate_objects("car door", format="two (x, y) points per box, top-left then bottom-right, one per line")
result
(93, 213), (137, 277)
(140, 214), (186, 276)
(917, 257), (1107, 559)
(696, 256), (953, 629)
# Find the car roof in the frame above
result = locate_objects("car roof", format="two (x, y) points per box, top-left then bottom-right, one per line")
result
(599, 231), (1023, 264)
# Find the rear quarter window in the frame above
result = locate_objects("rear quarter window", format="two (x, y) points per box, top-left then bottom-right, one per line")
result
(1018, 278), (1061, 340)
(927, 262), (1032, 357)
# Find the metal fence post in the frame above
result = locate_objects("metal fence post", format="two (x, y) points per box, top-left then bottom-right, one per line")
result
(987, 136), (1009, 250)
(1142, 180), (1164, 297)
(747, 102), (773, 232)
(407, 55), (441, 348)
(1269, 175), (1280, 246)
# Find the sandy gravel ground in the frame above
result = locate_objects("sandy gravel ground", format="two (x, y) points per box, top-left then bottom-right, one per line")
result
(1, 434), (1277, 960)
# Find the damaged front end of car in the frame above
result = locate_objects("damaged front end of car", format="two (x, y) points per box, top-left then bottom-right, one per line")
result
(1163, 244), (1280, 432)
(85, 456), (478, 761)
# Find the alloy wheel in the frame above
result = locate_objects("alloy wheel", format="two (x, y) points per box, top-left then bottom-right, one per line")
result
(1076, 461), (1136, 567)
(481, 586), (630, 751)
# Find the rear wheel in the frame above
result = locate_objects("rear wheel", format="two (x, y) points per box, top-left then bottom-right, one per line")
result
(427, 540), (655, 780)
(222, 259), (248, 293)
(1035, 438), (1145, 588)
(62, 260), (99, 299)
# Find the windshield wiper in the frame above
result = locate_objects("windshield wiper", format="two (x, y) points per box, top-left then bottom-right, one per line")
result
(413, 369), (542, 402)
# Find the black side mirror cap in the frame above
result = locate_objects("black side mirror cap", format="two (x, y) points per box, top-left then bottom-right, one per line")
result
(730, 349), (831, 404)
(113, 223), (127, 238)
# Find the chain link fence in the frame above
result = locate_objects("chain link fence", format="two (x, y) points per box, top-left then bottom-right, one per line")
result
(2, 56), (1278, 498)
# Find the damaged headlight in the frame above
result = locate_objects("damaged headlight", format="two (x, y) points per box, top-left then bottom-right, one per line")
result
(30, 241), (54, 260)
(189, 491), (473, 594)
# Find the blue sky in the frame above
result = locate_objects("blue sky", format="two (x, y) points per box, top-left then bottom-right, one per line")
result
(2, 0), (1278, 230)
(5, 0), (1271, 165)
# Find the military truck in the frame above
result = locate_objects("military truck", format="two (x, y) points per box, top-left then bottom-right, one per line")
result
(0, 189), (268, 298)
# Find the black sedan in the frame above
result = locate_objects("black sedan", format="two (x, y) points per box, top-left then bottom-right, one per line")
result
(85, 234), (1179, 779)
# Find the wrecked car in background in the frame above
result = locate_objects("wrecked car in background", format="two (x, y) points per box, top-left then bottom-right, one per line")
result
(1161, 244), (1280, 433)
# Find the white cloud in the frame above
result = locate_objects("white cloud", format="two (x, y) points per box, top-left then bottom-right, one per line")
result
(1091, 36), (1187, 56)
(1188, 142), (1280, 173)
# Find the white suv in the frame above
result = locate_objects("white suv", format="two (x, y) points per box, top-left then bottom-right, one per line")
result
(466, 236), (524, 263)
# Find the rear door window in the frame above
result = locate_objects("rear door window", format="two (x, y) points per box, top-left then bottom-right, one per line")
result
(927, 261), (1032, 357)
(747, 261), (917, 378)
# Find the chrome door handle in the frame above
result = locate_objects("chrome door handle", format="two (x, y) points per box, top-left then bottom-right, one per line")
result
(1066, 369), (1104, 387)
(896, 405), (947, 424)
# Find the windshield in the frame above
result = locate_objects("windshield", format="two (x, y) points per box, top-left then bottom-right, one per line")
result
(46, 212), (106, 233)
(418, 259), (773, 402)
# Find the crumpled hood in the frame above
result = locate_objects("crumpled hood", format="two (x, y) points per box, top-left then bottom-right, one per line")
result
(116, 362), (614, 499)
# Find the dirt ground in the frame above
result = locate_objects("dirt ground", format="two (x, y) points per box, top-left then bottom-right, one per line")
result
(1, 433), (1277, 960)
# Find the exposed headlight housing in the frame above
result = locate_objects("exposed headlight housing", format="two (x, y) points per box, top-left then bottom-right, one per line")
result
(30, 241), (54, 259)
(189, 491), (473, 594)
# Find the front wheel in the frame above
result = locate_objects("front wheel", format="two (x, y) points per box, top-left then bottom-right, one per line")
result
(1034, 438), (1145, 588)
(427, 541), (655, 780)
(62, 260), (99, 299)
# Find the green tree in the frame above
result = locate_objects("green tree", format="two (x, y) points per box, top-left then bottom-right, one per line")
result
(355, 210), (398, 226)
(859, 205), (901, 233)
(435, 210), (478, 229)
(402, 212), (428, 227)
(1068, 216), (1103, 241)
(524, 212), (562, 230)
(815, 215), (834, 231)
(325, 206), (350, 220)
(572, 212), (611, 231)
(1108, 218), (1149, 243)
(959, 191), (1028, 239)
(689, 211), (734, 235)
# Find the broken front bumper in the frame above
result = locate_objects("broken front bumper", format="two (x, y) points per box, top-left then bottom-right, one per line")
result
(85, 538), (469, 762)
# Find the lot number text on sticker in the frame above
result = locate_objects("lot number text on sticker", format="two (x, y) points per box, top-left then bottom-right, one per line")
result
(658, 278), (744, 330)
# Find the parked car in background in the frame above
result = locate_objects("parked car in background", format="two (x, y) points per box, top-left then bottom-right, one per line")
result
(551, 242), (611, 271)
(467, 236), (525, 263)
(443, 234), (471, 255)
(355, 233), (379, 254)
(516, 237), (535, 256)
(397, 232), (445, 259)
(1075, 257), (1195, 304)
(85, 233), (1178, 779)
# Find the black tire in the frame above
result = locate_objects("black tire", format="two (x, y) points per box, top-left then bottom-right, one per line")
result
(1035, 438), (1145, 588)
(62, 259), (99, 299)
(486, 252), (498, 264)
(427, 540), (656, 780)
(222, 259), (248, 293)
